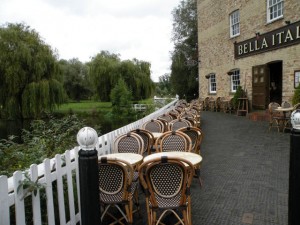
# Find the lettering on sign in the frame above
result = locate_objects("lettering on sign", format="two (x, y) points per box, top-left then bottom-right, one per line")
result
(234, 20), (300, 59)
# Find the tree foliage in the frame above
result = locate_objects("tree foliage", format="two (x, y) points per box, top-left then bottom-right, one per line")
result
(0, 23), (64, 119)
(155, 73), (173, 97)
(110, 78), (133, 118)
(59, 58), (91, 101)
(170, 0), (198, 101)
(88, 51), (154, 102)
(0, 114), (87, 176)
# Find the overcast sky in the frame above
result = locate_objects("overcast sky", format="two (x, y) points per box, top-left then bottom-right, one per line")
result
(0, 0), (182, 82)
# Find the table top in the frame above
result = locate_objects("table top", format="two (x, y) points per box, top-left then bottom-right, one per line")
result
(274, 107), (294, 112)
(152, 132), (163, 139)
(98, 153), (143, 166)
(143, 152), (202, 166)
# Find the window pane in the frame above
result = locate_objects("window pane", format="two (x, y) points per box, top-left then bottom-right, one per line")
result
(231, 70), (240, 92)
(268, 0), (283, 21)
(230, 10), (240, 37)
(210, 74), (216, 93)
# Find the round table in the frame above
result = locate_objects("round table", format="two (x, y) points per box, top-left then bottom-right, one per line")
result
(98, 153), (143, 166)
(143, 152), (202, 166)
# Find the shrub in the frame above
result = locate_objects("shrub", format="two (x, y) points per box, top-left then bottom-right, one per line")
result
(292, 86), (300, 105)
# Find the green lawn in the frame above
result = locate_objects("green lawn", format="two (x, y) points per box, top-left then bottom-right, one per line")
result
(55, 101), (112, 113)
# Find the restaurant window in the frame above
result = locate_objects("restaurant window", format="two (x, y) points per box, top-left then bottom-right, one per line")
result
(209, 74), (216, 93)
(231, 69), (240, 92)
(267, 0), (284, 23)
(230, 10), (240, 38)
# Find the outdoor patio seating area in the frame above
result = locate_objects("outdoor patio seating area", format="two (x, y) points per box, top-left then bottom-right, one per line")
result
(101, 103), (290, 225)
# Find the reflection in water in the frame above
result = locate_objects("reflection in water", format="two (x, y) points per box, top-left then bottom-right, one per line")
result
(0, 119), (31, 142)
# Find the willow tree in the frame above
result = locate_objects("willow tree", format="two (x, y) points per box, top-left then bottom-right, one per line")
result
(88, 51), (121, 101)
(88, 51), (154, 101)
(0, 23), (64, 119)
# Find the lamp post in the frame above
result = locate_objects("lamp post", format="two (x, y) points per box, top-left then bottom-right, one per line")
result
(289, 110), (300, 225)
(77, 127), (101, 225)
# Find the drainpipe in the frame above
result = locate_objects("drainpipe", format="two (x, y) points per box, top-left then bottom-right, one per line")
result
(77, 127), (101, 225)
(289, 110), (300, 225)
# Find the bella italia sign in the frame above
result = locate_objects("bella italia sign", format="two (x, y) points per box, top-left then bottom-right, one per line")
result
(234, 20), (300, 59)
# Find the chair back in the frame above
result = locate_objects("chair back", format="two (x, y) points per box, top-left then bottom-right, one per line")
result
(281, 101), (291, 108)
(155, 130), (192, 152)
(142, 119), (164, 133)
(131, 128), (154, 155)
(178, 126), (203, 154)
(157, 113), (174, 122)
(268, 102), (281, 117)
(113, 132), (144, 154)
(98, 157), (133, 199)
(138, 157), (194, 224)
(168, 118), (192, 131)
(293, 103), (300, 110)
(98, 157), (136, 223)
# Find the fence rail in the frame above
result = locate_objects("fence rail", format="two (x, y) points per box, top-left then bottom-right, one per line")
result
(0, 99), (178, 225)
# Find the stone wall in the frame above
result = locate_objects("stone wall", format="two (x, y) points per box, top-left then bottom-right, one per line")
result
(197, 0), (300, 104)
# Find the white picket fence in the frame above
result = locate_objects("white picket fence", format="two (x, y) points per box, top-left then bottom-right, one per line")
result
(0, 99), (178, 225)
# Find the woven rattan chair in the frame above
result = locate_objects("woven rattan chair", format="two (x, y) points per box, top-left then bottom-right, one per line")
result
(131, 128), (154, 156)
(168, 118), (192, 131)
(154, 130), (192, 153)
(167, 109), (180, 119)
(98, 157), (138, 224)
(177, 127), (203, 155)
(268, 102), (284, 132)
(113, 132), (144, 155)
(293, 103), (300, 110)
(157, 113), (174, 122)
(178, 126), (204, 187)
(113, 132), (144, 182)
(281, 101), (292, 131)
(142, 119), (164, 133)
(138, 156), (195, 225)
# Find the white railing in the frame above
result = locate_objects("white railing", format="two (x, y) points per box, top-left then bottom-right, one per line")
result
(0, 99), (178, 225)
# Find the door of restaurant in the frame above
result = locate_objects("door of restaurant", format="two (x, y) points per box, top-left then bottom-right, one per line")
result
(268, 61), (282, 104)
(252, 64), (269, 109)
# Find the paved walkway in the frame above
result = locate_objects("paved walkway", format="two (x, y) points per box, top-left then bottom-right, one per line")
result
(105, 111), (290, 225)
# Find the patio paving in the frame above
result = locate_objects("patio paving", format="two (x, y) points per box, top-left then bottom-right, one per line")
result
(104, 110), (290, 225)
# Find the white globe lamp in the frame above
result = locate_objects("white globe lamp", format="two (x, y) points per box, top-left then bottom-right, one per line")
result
(291, 110), (300, 130)
(77, 127), (98, 150)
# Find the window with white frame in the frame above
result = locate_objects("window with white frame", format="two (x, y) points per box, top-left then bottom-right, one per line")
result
(231, 69), (240, 92)
(209, 74), (216, 93)
(267, 0), (284, 22)
(230, 10), (240, 37)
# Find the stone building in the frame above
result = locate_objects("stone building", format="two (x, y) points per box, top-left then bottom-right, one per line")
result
(197, 0), (300, 109)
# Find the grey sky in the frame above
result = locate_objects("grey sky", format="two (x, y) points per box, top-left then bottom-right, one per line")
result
(1, 0), (182, 82)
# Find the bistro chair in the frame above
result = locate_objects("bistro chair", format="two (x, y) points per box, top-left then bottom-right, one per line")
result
(268, 102), (284, 132)
(178, 126), (204, 187)
(167, 109), (180, 119)
(113, 132), (144, 155)
(157, 113), (174, 122)
(168, 118), (192, 131)
(281, 101), (292, 131)
(131, 128), (154, 156)
(138, 156), (195, 225)
(113, 132), (144, 181)
(142, 119), (164, 133)
(98, 157), (139, 225)
(294, 103), (300, 110)
(155, 130), (192, 153)
(177, 126), (203, 155)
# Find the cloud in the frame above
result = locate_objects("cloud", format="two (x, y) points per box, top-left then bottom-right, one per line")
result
(0, 0), (180, 82)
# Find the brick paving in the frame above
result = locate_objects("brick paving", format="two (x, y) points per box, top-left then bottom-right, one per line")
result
(104, 111), (290, 225)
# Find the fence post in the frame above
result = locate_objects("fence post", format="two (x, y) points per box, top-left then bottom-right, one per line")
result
(77, 127), (101, 225)
(289, 110), (300, 225)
